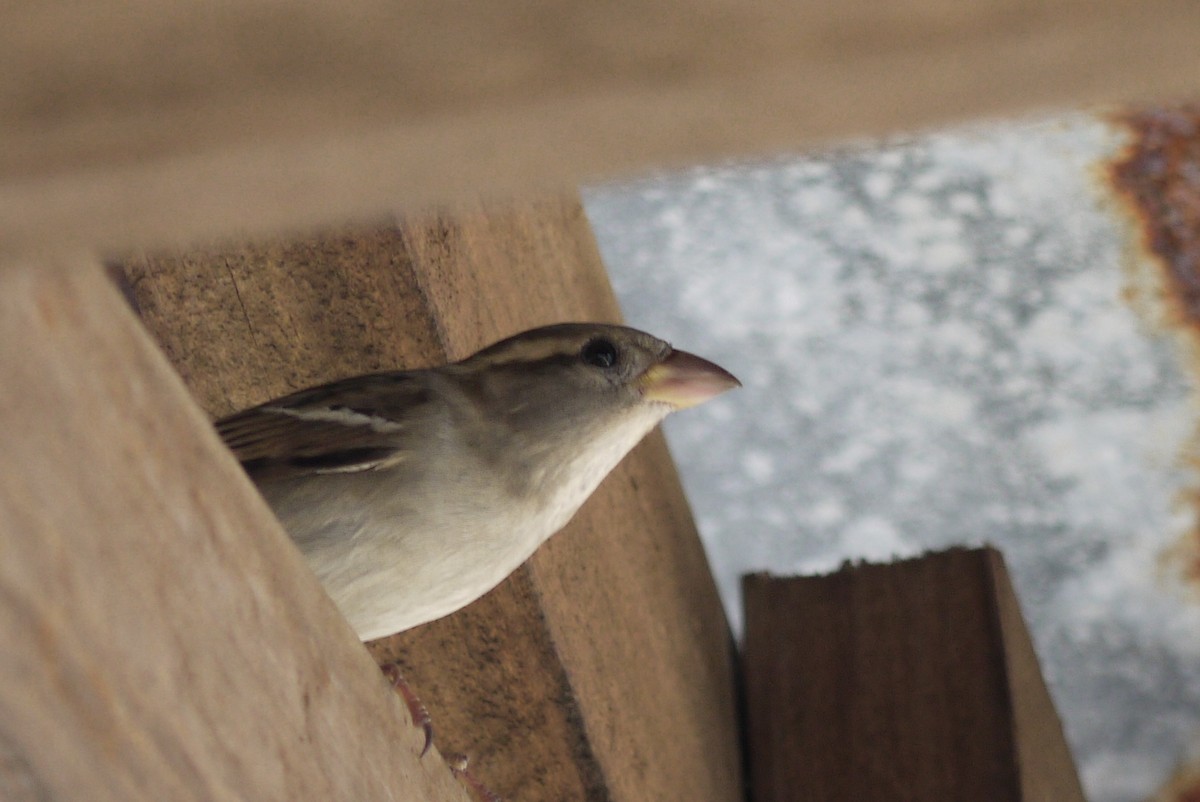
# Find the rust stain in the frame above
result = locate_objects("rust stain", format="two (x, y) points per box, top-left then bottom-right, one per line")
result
(1109, 105), (1200, 328)
(1108, 104), (1200, 590)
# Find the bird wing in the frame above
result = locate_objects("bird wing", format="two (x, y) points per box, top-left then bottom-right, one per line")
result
(216, 373), (437, 479)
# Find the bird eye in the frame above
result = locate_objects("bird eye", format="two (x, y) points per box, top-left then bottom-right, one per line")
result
(581, 338), (619, 368)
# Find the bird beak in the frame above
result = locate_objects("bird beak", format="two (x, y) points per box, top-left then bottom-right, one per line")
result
(639, 349), (741, 409)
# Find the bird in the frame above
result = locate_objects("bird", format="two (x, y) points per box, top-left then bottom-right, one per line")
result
(216, 322), (740, 642)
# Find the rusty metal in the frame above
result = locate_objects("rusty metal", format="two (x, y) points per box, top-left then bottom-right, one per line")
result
(1110, 105), (1200, 325)
(1109, 104), (1200, 590)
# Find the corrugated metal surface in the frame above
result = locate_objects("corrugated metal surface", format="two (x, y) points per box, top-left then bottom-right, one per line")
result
(585, 109), (1200, 802)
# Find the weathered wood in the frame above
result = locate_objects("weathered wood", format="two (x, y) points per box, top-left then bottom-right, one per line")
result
(6, 0), (1200, 255)
(0, 258), (471, 801)
(742, 548), (1084, 802)
(113, 197), (743, 801)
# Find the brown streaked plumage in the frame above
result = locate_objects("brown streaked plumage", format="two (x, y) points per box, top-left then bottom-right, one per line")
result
(217, 323), (739, 641)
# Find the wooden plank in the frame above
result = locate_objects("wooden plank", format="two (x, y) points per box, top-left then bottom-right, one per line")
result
(5, 0), (1200, 256)
(742, 547), (1084, 802)
(0, 258), (471, 801)
(112, 197), (743, 801)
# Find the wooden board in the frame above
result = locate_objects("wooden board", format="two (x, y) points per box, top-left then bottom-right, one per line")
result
(112, 197), (743, 801)
(0, 258), (471, 801)
(742, 547), (1085, 802)
(5, 0), (1200, 255)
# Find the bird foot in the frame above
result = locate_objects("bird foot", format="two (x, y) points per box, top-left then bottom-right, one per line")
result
(380, 662), (434, 757)
(379, 663), (499, 799)
(445, 753), (503, 802)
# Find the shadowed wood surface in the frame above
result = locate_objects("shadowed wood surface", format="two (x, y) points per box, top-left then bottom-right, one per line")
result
(0, 258), (471, 801)
(6, 0), (1200, 255)
(742, 548), (1084, 802)
(113, 197), (743, 801)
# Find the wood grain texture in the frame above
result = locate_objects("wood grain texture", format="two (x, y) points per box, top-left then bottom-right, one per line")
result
(742, 547), (1084, 802)
(113, 197), (743, 801)
(6, 0), (1200, 255)
(0, 258), (471, 801)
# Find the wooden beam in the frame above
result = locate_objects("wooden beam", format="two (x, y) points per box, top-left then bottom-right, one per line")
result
(111, 197), (743, 801)
(0, 258), (471, 801)
(742, 548), (1084, 802)
(5, 0), (1200, 255)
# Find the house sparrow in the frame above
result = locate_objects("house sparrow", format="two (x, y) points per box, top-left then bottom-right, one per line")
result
(217, 323), (739, 642)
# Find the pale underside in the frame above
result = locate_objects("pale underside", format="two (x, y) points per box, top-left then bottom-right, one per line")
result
(258, 401), (671, 640)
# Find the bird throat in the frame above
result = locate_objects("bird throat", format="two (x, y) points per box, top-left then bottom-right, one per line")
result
(526, 404), (670, 543)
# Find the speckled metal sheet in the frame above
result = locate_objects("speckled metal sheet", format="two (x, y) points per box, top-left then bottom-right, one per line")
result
(585, 111), (1200, 802)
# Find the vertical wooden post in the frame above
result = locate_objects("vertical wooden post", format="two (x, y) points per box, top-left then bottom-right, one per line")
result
(743, 548), (1084, 802)
(114, 196), (743, 801)
(0, 258), (470, 801)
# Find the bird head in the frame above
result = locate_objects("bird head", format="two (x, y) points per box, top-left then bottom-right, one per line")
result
(451, 323), (740, 508)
